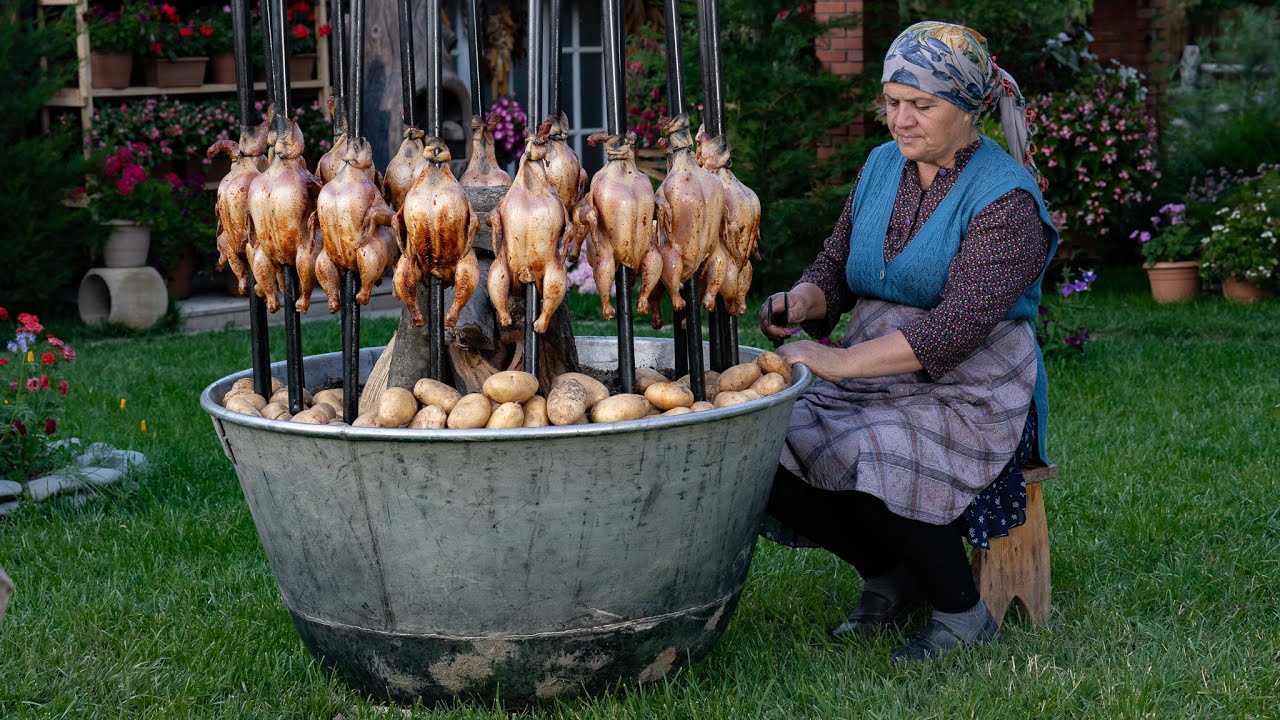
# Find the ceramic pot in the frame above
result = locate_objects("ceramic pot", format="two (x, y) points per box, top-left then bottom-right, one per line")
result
(102, 220), (151, 268)
(91, 52), (133, 89)
(1144, 261), (1200, 303)
(78, 267), (168, 329)
(288, 53), (316, 81)
(145, 57), (209, 87)
(210, 52), (237, 84)
(1222, 279), (1273, 303)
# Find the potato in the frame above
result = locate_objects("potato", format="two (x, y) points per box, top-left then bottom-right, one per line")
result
(231, 377), (254, 393)
(376, 387), (418, 428)
(222, 387), (253, 404)
(742, 390), (762, 401)
(291, 408), (329, 424)
(483, 371), (540, 404)
(547, 379), (587, 426)
(590, 394), (650, 424)
(690, 401), (715, 413)
(352, 413), (378, 427)
(750, 372), (787, 397)
(409, 405), (448, 429)
(270, 387), (313, 407)
(718, 362), (762, 392)
(676, 370), (719, 389)
(755, 351), (792, 383)
(573, 413), (590, 425)
(311, 401), (337, 420)
(486, 402), (525, 428)
(661, 406), (692, 416)
(447, 393), (492, 429)
(327, 419), (346, 426)
(315, 401), (343, 420)
(412, 378), (462, 413)
(635, 367), (667, 392)
(713, 390), (754, 408)
(645, 381), (694, 410)
(645, 405), (661, 417)
(313, 388), (343, 410)
(553, 372), (610, 408)
(261, 402), (290, 420)
(270, 377), (285, 393)
(224, 397), (263, 416)
(242, 393), (269, 410)
(523, 396), (550, 427)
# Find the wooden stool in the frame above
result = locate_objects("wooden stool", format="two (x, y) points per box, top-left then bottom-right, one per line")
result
(972, 464), (1057, 628)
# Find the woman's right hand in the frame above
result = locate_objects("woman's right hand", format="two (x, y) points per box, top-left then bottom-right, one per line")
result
(758, 290), (812, 340)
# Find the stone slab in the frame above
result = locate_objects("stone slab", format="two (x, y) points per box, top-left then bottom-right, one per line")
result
(0, 500), (18, 518)
(77, 445), (147, 473)
(0, 480), (21, 500)
(25, 473), (81, 502)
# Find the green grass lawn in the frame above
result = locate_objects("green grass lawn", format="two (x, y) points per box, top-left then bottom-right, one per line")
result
(2, 274), (1278, 719)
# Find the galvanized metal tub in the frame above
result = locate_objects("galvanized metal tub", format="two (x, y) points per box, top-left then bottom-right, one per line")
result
(201, 337), (809, 705)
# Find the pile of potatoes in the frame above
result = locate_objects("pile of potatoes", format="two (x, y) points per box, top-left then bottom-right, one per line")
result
(221, 351), (793, 430)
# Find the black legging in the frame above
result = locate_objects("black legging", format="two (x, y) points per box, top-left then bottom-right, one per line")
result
(767, 466), (979, 613)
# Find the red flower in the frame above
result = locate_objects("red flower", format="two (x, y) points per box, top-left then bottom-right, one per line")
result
(0, 358), (7, 366)
(317, 23), (331, 37)
(199, 25), (214, 37)
(61, 346), (76, 362)
(292, 24), (309, 39)
(179, 26), (194, 38)
(18, 313), (42, 333)
(165, 172), (182, 188)
(45, 418), (57, 435)
(40, 375), (50, 390)
(10, 419), (26, 436)
(151, 41), (164, 55)
(159, 4), (179, 22)
(26, 377), (40, 392)
(58, 380), (69, 396)
(42, 352), (55, 365)
(0, 307), (8, 320)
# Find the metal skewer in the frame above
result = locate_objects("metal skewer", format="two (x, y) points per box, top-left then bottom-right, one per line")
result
(522, 0), (542, 378)
(424, 0), (447, 382)
(546, 0), (560, 119)
(467, 0), (484, 114)
(337, 0), (366, 421)
(696, 0), (736, 370)
(231, 0), (272, 399)
(601, 0), (635, 394)
(662, 0), (705, 402)
(330, 0), (346, 139)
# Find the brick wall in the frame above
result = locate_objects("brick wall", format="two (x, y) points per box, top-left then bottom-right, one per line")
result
(1089, 0), (1180, 114)
(813, 1), (897, 159)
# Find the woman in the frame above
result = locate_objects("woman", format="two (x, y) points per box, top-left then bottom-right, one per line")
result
(758, 21), (1058, 664)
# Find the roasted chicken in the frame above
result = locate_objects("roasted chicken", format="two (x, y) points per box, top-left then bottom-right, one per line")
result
(638, 114), (726, 325)
(487, 120), (572, 333)
(543, 111), (587, 224)
(315, 136), (400, 313)
(383, 126), (427, 210)
(393, 137), (481, 327)
(696, 128), (761, 315)
(208, 110), (272, 296)
(247, 118), (323, 313)
(574, 131), (660, 320)
(459, 114), (512, 188)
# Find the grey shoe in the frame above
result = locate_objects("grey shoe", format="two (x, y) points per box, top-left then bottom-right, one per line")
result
(829, 587), (926, 640)
(889, 602), (999, 664)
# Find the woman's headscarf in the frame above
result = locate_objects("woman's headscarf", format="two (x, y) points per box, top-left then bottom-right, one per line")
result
(881, 21), (1041, 186)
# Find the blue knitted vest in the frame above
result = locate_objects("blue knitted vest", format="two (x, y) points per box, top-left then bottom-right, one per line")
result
(846, 137), (1058, 462)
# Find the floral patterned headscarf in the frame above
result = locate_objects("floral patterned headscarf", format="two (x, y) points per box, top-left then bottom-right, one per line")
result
(881, 21), (1041, 184)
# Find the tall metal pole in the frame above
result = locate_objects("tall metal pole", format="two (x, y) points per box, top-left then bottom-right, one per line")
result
(662, 0), (705, 401)
(467, 0), (484, 114)
(397, 0), (416, 128)
(330, 0), (347, 139)
(426, 0), (446, 381)
(697, 0), (735, 370)
(546, 0), (560, 118)
(523, 0), (542, 378)
(233, 0), (272, 400)
(601, 0), (635, 393)
(338, 0), (366, 421)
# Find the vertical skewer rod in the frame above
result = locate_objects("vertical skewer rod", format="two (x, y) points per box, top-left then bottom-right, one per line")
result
(547, 0), (560, 118)
(662, 0), (704, 400)
(341, 272), (360, 419)
(283, 267), (306, 414)
(269, 0), (291, 124)
(397, 0), (416, 128)
(697, 0), (731, 370)
(602, 0), (633, 392)
(349, 0), (364, 137)
(467, 0), (483, 113)
(233, 0), (272, 398)
(522, 0), (542, 378)
(330, 0), (346, 137)
(426, 0), (445, 380)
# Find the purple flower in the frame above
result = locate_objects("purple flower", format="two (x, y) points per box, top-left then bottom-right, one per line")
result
(1060, 284), (1075, 298)
(1082, 270), (1097, 284)
(1072, 279), (1090, 293)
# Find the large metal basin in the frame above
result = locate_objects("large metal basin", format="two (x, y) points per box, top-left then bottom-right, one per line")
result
(201, 337), (808, 705)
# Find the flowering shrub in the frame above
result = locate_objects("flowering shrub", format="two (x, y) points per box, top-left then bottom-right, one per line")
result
(144, 3), (212, 60)
(0, 310), (77, 482)
(286, 1), (328, 54)
(488, 94), (527, 166)
(202, 4), (235, 55)
(83, 0), (147, 54)
(1037, 266), (1096, 360)
(88, 144), (174, 223)
(624, 25), (668, 149)
(1199, 169), (1280, 288)
(1026, 64), (1159, 241)
(1134, 203), (1200, 265)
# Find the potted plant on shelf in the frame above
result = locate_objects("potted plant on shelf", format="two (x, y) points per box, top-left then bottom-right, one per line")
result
(84, 0), (145, 89)
(205, 5), (237, 84)
(286, 1), (328, 81)
(142, 3), (210, 87)
(87, 144), (173, 268)
(1134, 203), (1202, 303)
(1199, 169), (1280, 303)
(151, 170), (216, 299)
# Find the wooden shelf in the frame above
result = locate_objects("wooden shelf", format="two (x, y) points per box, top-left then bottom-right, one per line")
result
(38, 0), (79, 6)
(51, 80), (327, 107)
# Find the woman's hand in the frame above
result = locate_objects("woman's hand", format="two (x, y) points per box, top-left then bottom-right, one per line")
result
(758, 284), (825, 340)
(777, 341), (853, 383)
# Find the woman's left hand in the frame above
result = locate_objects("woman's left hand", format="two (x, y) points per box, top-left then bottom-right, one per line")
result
(777, 341), (853, 383)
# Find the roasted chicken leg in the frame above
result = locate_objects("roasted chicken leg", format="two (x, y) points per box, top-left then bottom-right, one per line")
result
(247, 118), (323, 313)
(544, 111), (587, 225)
(315, 136), (400, 313)
(696, 128), (761, 315)
(208, 110), (272, 297)
(383, 126), (427, 211)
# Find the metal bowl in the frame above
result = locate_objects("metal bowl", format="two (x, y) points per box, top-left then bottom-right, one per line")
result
(201, 337), (808, 705)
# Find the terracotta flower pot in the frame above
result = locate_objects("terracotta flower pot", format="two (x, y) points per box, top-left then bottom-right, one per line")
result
(1144, 261), (1200, 303)
(1222, 279), (1273, 304)
(91, 52), (133, 89)
(145, 56), (209, 87)
(102, 220), (151, 268)
(210, 52), (237, 84)
(288, 53), (317, 81)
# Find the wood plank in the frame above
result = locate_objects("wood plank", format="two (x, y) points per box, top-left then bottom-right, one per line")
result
(973, 482), (1051, 628)
(88, 80), (326, 99)
(1023, 464), (1059, 485)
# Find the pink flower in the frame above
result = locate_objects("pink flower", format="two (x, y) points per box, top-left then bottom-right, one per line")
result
(58, 379), (69, 396)
(26, 377), (40, 392)
(0, 307), (7, 320)
(18, 313), (42, 333)
(45, 418), (57, 435)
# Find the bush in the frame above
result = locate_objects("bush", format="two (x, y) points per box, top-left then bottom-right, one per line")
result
(0, 5), (106, 313)
(1198, 169), (1280, 288)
